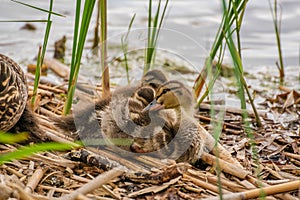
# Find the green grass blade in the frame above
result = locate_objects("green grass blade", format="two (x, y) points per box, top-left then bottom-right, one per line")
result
(196, 0), (246, 103)
(144, 0), (169, 73)
(121, 37), (130, 84)
(100, 0), (110, 98)
(268, 0), (285, 83)
(146, 0), (152, 70)
(31, 0), (53, 108)
(121, 13), (136, 84)
(0, 142), (80, 165)
(68, 0), (81, 91)
(195, 0), (261, 127)
(0, 132), (28, 144)
(41, 5), (53, 63)
(222, 0), (261, 127)
(11, 0), (65, 17)
(63, 0), (96, 115)
(0, 20), (49, 22)
(124, 14), (136, 42)
(152, 0), (169, 67)
(31, 46), (42, 107)
(147, 0), (161, 68)
(151, 0), (161, 46)
(154, 0), (169, 47)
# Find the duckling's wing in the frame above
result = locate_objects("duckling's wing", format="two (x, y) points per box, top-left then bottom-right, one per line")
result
(148, 116), (204, 164)
(175, 118), (205, 163)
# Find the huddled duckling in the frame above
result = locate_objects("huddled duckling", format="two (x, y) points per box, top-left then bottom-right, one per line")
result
(0, 54), (46, 141)
(130, 80), (205, 164)
(54, 69), (168, 150)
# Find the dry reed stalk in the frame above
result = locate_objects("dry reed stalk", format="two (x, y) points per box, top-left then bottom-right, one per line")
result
(87, 147), (146, 172)
(199, 103), (266, 117)
(2, 165), (24, 178)
(134, 155), (171, 169)
(39, 185), (71, 194)
(30, 153), (77, 169)
(201, 152), (249, 179)
(28, 82), (66, 94)
(187, 169), (246, 192)
(200, 129), (243, 168)
(39, 107), (62, 117)
(183, 173), (231, 194)
(76, 194), (92, 200)
(37, 116), (58, 130)
(202, 180), (300, 200)
(128, 176), (181, 198)
(194, 114), (242, 130)
(24, 168), (44, 193)
(284, 152), (300, 161)
(246, 176), (298, 200)
(43, 58), (70, 79)
(28, 86), (54, 98)
(101, 184), (122, 199)
(60, 166), (125, 200)
(8, 182), (34, 200)
(177, 189), (196, 199)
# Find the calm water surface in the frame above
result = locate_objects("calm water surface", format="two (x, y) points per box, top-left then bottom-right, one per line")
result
(0, 0), (299, 90)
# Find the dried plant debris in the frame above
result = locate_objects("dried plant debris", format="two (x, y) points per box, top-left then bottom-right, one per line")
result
(0, 64), (299, 199)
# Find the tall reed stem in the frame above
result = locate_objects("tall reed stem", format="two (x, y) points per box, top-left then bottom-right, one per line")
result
(31, 0), (53, 108)
(144, 0), (169, 73)
(63, 0), (96, 115)
(268, 0), (284, 83)
(121, 14), (136, 84)
(100, 0), (110, 98)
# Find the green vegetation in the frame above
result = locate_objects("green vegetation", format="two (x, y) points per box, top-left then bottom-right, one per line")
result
(1, 2), (292, 192)
(194, 0), (261, 127)
(26, 0), (53, 108)
(4, 0), (59, 108)
(268, 0), (285, 83)
(144, 0), (169, 73)
(99, 0), (110, 98)
(0, 132), (28, 144)
(121, 14), (136, 84)
(0, 0), (77, 167)
(0, 131), (80, 165)
(63, 0), (96, 115)
(0, 141), (80, 165)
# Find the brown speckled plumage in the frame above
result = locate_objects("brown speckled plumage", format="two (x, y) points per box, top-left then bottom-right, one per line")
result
(0, 54), (46, 142)
(130, 80), (204, 164)
(0, 54), (28, 131)
(53, 69), (168, 148)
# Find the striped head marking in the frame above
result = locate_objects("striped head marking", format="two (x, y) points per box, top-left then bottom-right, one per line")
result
(143, 80), (193, 112)
(142, 69), (168, 89)
(133, 86), (155, 107)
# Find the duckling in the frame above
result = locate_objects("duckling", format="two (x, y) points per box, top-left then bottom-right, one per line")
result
(130, 80), (205, 164)
(0, 54), (46, 141)
(96, 70), (169, 150)
(53, 69), (168, 148)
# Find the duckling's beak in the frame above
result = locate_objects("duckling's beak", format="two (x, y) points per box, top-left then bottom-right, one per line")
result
(143, 99), (164, 112)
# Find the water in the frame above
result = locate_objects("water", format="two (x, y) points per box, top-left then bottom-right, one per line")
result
(0, 0), (299, 88)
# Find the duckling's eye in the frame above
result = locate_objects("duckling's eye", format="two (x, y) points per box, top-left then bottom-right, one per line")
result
(162, 88), (170, 94)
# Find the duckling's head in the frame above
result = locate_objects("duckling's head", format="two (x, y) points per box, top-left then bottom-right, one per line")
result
(143, 80), (194, 114)
(131, 86), (155, 108)
(141, 69), (168, 90)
